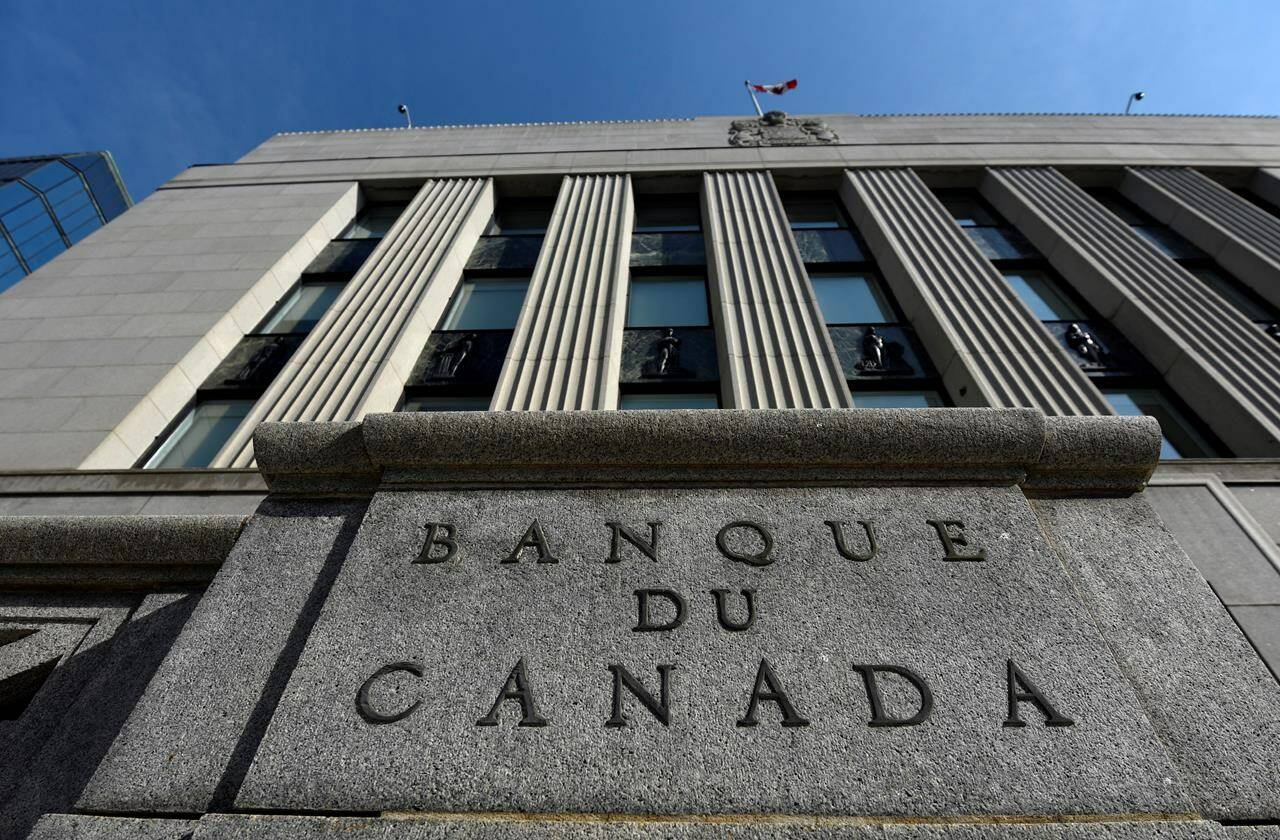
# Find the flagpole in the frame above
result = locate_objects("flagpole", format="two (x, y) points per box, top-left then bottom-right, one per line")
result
(744, 80), (763, 117)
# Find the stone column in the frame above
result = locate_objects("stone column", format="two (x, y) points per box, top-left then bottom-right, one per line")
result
(840, 168), (1111, 415)
(1251, 167), (1280, 209)
(491, 174), (632, 411)
(1121, 166), (1280, 308)
(212, 177), (493, 467)
(701, 170), (852, 409)
(983, 166), (1280, 456)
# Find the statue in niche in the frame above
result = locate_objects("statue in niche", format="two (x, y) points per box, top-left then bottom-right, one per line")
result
(431, 333), (476, 379)
(1065, 323), (1105, 365)
(856, 326), (885, 371)
(653, 328), (682, 376)
(1267, 322), (1280, 342)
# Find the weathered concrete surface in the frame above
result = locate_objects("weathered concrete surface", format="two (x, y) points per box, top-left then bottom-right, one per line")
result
(1032, 495), (1280, 821)
(76, 499), (368, 814)
(0, 591), (198, 840)
(235, 485), (1186, 817)
(28, 813), (197, 840)
(189, 813), (1224, 840)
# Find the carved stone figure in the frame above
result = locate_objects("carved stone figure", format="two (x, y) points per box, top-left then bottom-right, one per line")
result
(654, 328), (681, 376)
(728, 111), (839, 147)
(857, 326), (885, 371)
(432, 333), (476, 379)
(1064, 323), (1104, 365)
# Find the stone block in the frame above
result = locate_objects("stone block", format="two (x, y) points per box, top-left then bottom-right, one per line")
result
(1145, 485), (1280, 605)
(1031, 495), (1280, 820)
(28, 813), (197, 840)
(236, 484), (1185, 817)
(77, 499), (369, 814)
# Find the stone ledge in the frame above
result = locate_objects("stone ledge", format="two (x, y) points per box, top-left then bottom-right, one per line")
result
(0, 514), (246, 589)
(252, 408), (1161, 495)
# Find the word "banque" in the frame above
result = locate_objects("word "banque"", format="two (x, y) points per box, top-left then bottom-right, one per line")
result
(415, 519), (987, 566)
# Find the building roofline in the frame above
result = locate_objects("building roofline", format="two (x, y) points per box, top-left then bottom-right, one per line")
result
(272, 112), (1280, 137)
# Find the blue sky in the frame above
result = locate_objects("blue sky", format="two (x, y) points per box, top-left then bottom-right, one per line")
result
(3, 0), (1278, 200)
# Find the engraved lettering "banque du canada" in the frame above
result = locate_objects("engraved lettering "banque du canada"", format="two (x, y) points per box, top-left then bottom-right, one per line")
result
(353, 516), (1075, 732)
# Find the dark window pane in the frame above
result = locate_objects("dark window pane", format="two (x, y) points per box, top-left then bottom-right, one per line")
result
(442, 278), (529, 330)
(627, 276), (710, 327)
(620, 393), (719, 409)
(1188, 266), (1274, 322)
(146, 400), (254, 468)
(485, 200), (554, 236)
(1002, 270), (1085, 320)
(402, 395), (492, 411)
(339, 203), (408, 239)
(1104, 389), (1215, 459)
(938, 195), (998, 228)
(64, 215), (103, 245)
(810, 273), (893, 324)
(634, 198), (701, 233)
(851, 390), (944, 408)
(793, 228), (865, 263)
(784, 198), (847, 229)
(1132, 225), (1205, 260)
(20, 160), (77, 193)
(963, 226), (1039, 260)
(0, 181), (38, 215)
(260, 282), (345, 334)
(1091, 191), (1148, 225)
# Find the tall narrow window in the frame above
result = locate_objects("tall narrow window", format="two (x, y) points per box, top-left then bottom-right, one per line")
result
(1091, 188), (1279, 333)
(141, 196), (385, 468)
(939, 188), (1224, 458)
(619, 193), (720, 409)
(783, 193), (946, 408)
(400, 196), (549, 411)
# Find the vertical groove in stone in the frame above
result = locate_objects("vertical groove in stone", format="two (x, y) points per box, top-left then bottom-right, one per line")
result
(842, 168), (1110, 416)
(1124, 166), (1280, 307)
(986, 166), (1280, 452)
(1131, 166), (1280, 257)
(702, 170), (852, 409)
(491, 174), (632, 411)
(214, 177), (491, 467)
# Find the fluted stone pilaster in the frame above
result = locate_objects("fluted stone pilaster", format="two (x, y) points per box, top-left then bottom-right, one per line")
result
(213, 177), (493, 467)
(491, 175), (632, 411)
(1122, 166), (1280, 309)
(983, 166), (1280, 455)
(701, 171), (852, 409)
(840, 168), (1110, 415)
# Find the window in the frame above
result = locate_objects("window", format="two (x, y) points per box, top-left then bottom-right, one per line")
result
(850, 390), (945, 408)
(810, 273), (894, 325)
(784, 197), (847, 230)
(634, 197), (701, 233)
(1187, 266), (1275, 325)
(1103, 389), (1216, 460)
(1001, 270), (1086, 321)
(937, 191), (1037, 261)
(626, 276), (710, 327)
(1090, 190), (1205, 260)
(442, 278), (530, 330)
(145, 400), (255, 469)
(259, 281), (346, 334)
(339, 203), (408, 240)
(484, 200), (554, 236)
(402, 395), (492, 412)
(620, 393), (719, 410)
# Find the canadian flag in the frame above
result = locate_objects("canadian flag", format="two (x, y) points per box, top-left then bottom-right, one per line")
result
(749, 79), (798, 95)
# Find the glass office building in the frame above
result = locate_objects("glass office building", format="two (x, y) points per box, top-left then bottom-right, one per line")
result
(0, 152), (132, 292)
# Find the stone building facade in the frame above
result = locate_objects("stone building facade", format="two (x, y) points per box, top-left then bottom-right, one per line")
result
(3, 114), (1280, 838)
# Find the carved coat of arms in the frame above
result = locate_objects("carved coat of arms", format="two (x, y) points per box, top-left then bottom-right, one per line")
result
(729, 110), (839, 147)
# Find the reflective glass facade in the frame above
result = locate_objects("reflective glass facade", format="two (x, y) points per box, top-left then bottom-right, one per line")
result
(0, 152), (132, 292)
